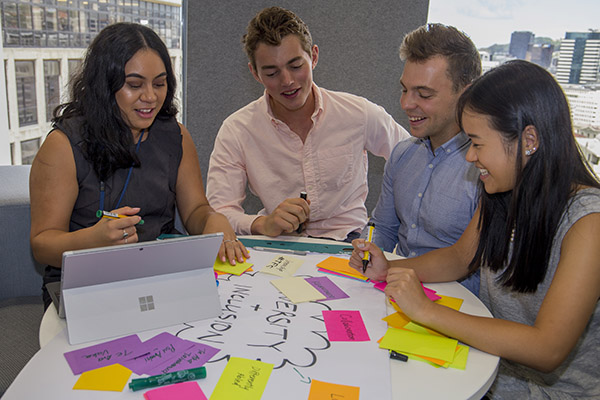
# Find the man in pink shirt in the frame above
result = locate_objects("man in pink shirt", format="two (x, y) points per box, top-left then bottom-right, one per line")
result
(207, 6), (408, 241)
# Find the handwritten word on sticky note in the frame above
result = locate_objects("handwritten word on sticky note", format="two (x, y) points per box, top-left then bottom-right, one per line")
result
(72, 363), (131, 391)
(271, 277), (326, 304)
(305, 276), (349, 300)
(308, 379), (360, 400)
(322, 310), (370, 341)
(210, 357), (273, 400)
(147, 342), (220, 376)
(260, 255), (303, 277)
(213, 258), (254, 275)
(64, 334), (142, 375)
(143, 381), (208, 400)
(121, 332), (195, 375)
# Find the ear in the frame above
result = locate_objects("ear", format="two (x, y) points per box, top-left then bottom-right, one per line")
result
(311, 45), (319, 69)
(522, 125), (539, 157)
(248, 62), (262, 84)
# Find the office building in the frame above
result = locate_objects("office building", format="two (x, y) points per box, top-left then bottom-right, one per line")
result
(0, 0), (183, 165)
(555, 31), (600, 85)
(526, 43), (554, 69)
(509, 31), (534, 60)
(563, 84), (600, 128)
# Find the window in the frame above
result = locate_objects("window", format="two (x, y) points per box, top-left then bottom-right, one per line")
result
(44, 60), (61, 122)
(15, 60), (38, 127)
(20, 138), (41, 165)
(68, 58), (82, 81)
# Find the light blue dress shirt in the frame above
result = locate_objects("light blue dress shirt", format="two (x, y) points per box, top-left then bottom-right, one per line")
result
(370, 132), (481, 294)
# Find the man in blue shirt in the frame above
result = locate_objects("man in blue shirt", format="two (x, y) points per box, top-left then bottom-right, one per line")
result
(370, 24), (482, 294)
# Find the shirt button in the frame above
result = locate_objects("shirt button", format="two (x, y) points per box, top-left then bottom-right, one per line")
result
(429, 164), (433, 169)
(411, 223), (416, 229)
(417, 193), (423, 198)
(410, 251), (416, 256)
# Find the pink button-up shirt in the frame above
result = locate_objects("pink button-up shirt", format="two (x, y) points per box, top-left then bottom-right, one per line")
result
(207, 85), (409, 240)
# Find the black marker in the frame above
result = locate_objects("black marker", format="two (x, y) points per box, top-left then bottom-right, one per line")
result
(390, 350), (408, 362)
(297, 191), (308, 234)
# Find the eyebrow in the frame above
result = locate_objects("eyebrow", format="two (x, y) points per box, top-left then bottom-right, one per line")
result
(260, 56), (304, 70)
(467, 133), (481, 139)
(125, 72), (167, 80)
(399, 81), (436, 93)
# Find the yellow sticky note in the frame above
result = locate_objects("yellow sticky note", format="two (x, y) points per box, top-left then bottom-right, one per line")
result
(270, 277), (326, 304)
(209, 357), (273, 400)
(260, 255), (304, 277)
(72, 363), (131, 391)
(402, 321), (447, 338)
(308, 379), (360, 400)
(435, 294), (464, 310)
(316, 256), (367, 280)
(379, 327), (458, 363)
(213, 258), (253, 275)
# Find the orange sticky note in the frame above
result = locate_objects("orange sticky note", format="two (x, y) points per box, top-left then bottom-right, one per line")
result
(308, 379), (360, 400)
(316, 256), (367, 280)
(382, 311), (411, 329)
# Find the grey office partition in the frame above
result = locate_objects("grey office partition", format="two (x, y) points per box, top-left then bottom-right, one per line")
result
(184, 1), (429, 214)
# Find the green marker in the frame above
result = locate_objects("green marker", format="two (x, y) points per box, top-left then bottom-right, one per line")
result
(96, 210), (144, 225)
(128, 366), (206, 391)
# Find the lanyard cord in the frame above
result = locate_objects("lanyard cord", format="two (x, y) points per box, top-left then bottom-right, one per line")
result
(99, 129), (145, 212)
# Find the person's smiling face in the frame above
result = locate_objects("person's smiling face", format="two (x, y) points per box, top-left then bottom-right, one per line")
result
(249, 34), (318, 121)
(115, 49), (168, 139)
(400, 55), (464, 149)
(463, 109), (519, 194)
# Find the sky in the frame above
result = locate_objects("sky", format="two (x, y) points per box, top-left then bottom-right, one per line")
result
(427, 0), (600, 48)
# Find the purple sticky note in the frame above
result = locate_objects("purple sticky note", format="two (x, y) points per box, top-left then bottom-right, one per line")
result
(305, 276), (349, 300)
(322, 310), (370, 341)
(121, 332), (196, 375)
(63, 334), (142, 375)
(147, 342), (220, 376)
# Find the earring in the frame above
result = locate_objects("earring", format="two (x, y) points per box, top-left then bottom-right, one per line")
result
(525, 147), (537, 156)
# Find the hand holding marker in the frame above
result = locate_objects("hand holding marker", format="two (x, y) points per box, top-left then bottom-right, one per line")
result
(96, 210), (144, 225)
(296, 191), (308, 233)
(362, 222), (375, 273)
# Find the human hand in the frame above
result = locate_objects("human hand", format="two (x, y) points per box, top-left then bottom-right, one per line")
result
(94, 206), (142, 245)
(256, 197), (310, 236)
(385, 268), (432, 321)
(348, 239), (389, 281)
(203, 213), (250, 265)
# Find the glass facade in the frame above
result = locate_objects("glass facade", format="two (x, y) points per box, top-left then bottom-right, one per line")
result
(0, 0), (181, 49)
(15, 60), (37, 126)
(43, 59), (60, 121)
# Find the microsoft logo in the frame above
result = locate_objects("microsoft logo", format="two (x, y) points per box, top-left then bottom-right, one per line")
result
(138, 295), (155, 312)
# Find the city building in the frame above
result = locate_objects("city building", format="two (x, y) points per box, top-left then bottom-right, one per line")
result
(555, 31), (600, 85)
(526, 43), (554, 69)
(563, 84), (600, 128)
(0, 0), (183, 165)
(509, 31), (534, 59)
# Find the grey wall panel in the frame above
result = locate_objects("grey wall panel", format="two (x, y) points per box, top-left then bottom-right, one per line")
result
(185, 1), (429, 214)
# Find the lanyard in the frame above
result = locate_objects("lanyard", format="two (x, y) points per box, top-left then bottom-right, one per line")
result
(99, 130), (144, 212)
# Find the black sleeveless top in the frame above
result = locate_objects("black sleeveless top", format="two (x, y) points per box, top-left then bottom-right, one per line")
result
(58, 115), (183, 241)
(42, 116), (184, 308)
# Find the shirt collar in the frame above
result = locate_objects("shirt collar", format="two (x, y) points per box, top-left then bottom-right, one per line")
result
(419, 131), (470, 155)
(264, 83), (324, 123)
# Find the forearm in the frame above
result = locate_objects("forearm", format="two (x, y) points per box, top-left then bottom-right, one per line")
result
(417, 302), (563, 372)
(389, 245), (472, 283)
(31, 227), (103, 267)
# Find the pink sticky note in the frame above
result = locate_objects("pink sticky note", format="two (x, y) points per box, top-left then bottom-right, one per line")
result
(322, 310), (370, 341)
(143, 381), (207, 400)
(373, 281), (441, 301)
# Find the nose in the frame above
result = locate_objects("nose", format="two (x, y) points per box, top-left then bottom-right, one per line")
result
(465, 143), (477, 163)
(280, 69), (294, 87)
(400, 91), (415, 111)
(140, 83), (157, 103)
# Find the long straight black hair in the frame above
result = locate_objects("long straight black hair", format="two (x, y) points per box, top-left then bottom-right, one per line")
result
(53, 22), (178, 181)
(458, 60), (599, 292)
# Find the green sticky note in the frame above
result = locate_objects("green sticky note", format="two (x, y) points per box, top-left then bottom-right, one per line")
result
(209, 357), (273, 400)
(379, 327), (458, 363)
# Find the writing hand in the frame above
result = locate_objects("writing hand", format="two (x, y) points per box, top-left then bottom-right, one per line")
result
(348, 239), (389, 281)
(385, 268), (432, 321)
(95, 206), (142, 245)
